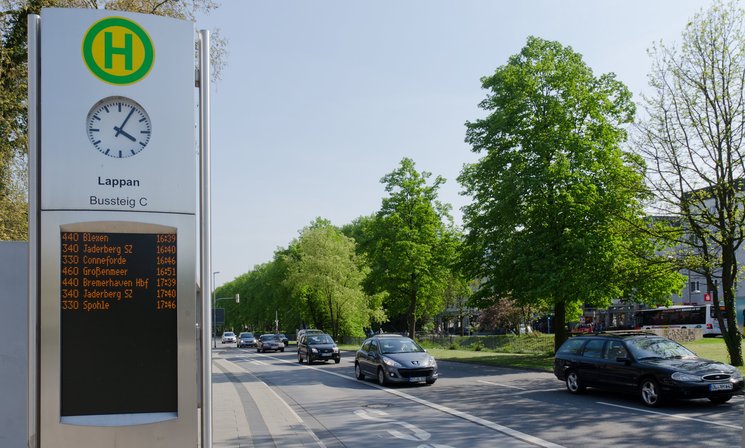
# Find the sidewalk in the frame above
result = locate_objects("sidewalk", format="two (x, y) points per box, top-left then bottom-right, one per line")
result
(211, 356), (323, 448)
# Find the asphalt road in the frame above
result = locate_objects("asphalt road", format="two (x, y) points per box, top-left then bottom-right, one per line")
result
(214, 343), (745, 447)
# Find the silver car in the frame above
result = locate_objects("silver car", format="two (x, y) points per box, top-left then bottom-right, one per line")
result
(257, 334), (284, 353)
(221, 331), (236, 344)
(354, 335), (438, 386)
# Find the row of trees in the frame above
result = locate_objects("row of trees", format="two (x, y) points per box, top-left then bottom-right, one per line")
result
(219, 1), (745, 365)
(216, 159), (463, 341)
(3, 2), (744, 363)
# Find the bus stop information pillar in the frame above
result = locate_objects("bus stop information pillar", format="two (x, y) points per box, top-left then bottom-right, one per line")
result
(30, 8), (201, 448)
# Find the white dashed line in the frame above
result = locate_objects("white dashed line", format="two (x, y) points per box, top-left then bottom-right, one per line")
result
(477, 380), (526, 390)
(597, 401), (742, 430)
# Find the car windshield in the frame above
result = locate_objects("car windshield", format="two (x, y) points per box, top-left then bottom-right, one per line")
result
(379, 338), (424, 354)
(224, 332), (234, 337)
(261, 335), (278, 341)
(239, 333), (253, 338)
(308, 335), (334, 345)
(626, 337), (697, 360)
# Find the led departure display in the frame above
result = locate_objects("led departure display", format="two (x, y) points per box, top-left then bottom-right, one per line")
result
(59, 230), (177, 417)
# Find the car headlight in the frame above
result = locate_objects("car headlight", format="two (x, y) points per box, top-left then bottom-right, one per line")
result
(332, 346), (339, 353)
(671, 372), (703, 382)
(731, 369), (743, 380)
(426, 356), (437, 368)
(311, 347), (318, 353)
(382, 357), (402, 368)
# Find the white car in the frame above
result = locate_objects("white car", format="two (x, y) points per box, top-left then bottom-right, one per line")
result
(221, 331), (236, 344)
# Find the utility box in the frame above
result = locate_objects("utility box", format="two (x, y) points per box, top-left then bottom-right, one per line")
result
(0, 242), (28, 448)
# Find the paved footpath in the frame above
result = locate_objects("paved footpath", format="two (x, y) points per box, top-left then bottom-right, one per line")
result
(211, 355), (324, 448)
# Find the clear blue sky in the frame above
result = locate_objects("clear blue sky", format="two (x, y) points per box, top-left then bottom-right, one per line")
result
(197, 0), (714, 287)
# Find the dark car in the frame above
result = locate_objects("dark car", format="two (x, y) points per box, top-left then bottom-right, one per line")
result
(553, 331), (744, 407)
(257, 334), (284, 353)
(296, 328), (324, 341)
(297, 333), (340, 364)
(354, 334), (438, 386)
(277, 333), (289, 346)
(237, 332), (257, 348)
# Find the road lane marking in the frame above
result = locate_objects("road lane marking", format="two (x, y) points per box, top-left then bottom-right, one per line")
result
(477, 380), (526, 390)
(597, 402), (742, 430)
(513, 388), (565, 395)
(476, 380), (564, 396)
(262, 354), (566, 448)
(355, 409), (455, 448)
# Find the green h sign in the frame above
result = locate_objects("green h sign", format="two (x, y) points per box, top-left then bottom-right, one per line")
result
(82, 17), (154, 85)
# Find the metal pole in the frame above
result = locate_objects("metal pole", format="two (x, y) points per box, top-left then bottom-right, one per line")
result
(198, 29), (212, 448)
(27, 14), (40, 448)
(212, 271), (219, 349)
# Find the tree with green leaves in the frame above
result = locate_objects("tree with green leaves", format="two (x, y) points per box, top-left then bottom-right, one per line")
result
(283, 218), (383, 340)
(459, 36), (682, 352)
(635, 0), (745, 365)
(438, 273), (473, 336)
(365, 158), (460, 339)
(0, 0), (225, 240)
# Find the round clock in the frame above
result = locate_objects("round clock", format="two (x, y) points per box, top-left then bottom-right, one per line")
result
(86, 96), (151, 158)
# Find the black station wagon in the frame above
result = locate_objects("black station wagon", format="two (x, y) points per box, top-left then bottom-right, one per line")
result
(553, 331), (743, 407)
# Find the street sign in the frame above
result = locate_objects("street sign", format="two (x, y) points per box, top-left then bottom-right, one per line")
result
(213, 308), (225, 326)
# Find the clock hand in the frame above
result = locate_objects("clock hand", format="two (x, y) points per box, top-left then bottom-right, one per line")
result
(114, 107), (136, 137)
(113, 126), (137, 142)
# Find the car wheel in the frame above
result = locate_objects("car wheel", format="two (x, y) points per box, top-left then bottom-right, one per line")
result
(708, 395), (733, 404)
(334, 358), (340, 364)
(565, 370), (585, 394)
(377, 368), (387, 386)
(256, 348), (260, 352)
(640, 378), (664, 407)
(281, 348), (285, 352)
(355, 363), (365, 380)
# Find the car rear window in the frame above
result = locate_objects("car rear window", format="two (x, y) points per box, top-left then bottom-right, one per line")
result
(557, 338), (585, 355)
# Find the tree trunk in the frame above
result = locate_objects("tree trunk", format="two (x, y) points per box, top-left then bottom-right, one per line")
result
(407, 291), (417, 339)
(553, 301), (568, 353)
(717, 249), (743, 366)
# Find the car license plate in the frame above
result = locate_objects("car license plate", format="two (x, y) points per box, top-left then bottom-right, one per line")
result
(321, 353), (331, 357)
(710, 383), (733, 391)
(409, 377), (426, 382)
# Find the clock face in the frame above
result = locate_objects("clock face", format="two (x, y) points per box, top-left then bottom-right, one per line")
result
(86, 96), (151, 158)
